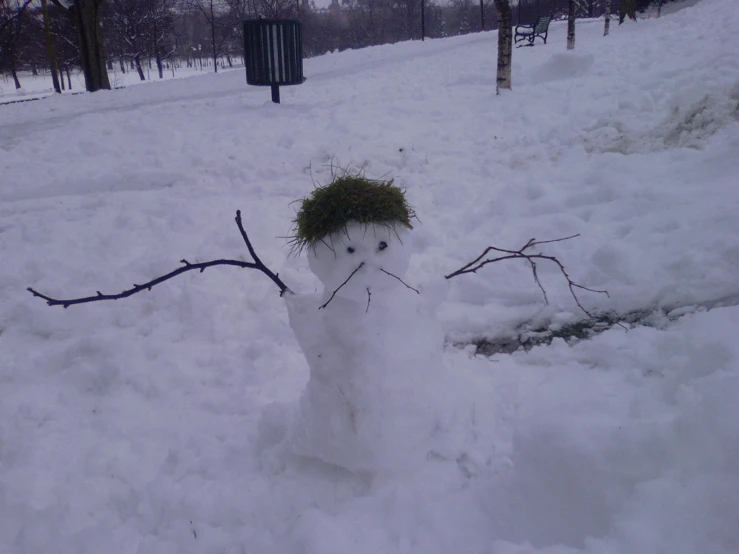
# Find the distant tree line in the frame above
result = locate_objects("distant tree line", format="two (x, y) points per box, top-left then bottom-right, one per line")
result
(1, 0), (665, 93)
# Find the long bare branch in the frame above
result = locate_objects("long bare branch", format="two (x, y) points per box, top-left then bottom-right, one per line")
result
(28, 210), (289, 308)
(29, 259), (257, 308)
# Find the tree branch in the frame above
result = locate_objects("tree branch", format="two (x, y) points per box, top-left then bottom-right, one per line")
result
(0, 0), (32, 38)
(28, 210), (289, 308)
(445, 234), (609, 318)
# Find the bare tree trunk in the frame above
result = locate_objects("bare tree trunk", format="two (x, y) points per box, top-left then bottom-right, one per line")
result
(422, 0), (426, 39)
(604, 0), (611, 35)
(493, 0), (512, 94)
(69, 0), (111, 92)
(657, 0), (663, 17)
(618, 0), (636, 24)
(210, 0), (218, 73)
(153, 20), (164, 79)
(567, 0), (576, 50)
(42, 0), (62, 93)
(134, 55), (145, 80)
(66, 68), (72, 89)
(369, 0), (378, 43)
(10, 57), (22, 89)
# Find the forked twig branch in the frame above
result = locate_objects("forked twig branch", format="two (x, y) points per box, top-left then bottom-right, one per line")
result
(233, 210), (289, 294)
(27, 210), (290, 308)
(444, 234), (609, 318)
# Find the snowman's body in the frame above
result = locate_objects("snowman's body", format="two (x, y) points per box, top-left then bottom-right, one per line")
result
(284, 222), (456, 473)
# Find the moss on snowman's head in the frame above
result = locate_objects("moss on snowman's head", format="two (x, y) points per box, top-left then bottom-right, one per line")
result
(291, 174), (415, 253)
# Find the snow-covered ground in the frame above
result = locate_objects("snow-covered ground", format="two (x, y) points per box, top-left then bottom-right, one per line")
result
(2, 0), (739, 552)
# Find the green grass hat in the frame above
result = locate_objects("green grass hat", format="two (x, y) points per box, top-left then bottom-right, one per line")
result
(291, 173), (415, 253)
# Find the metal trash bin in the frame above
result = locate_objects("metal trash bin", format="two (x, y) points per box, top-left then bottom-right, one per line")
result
(243, 19), (304, 104)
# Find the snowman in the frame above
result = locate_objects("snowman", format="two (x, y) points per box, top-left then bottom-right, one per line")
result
(266, 175), (474, 474)
(28, 173), (492, 476)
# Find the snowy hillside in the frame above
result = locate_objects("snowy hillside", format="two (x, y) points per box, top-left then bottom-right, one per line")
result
(1, 0), (739, 552)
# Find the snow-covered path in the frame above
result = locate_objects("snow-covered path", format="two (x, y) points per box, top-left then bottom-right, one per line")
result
(2, 1), (739, 552)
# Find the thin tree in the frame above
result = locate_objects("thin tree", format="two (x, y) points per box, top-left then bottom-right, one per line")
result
(223, 0), (250, 62)
(567, 0), (575, 49)
(493, 0), (512, 93)
(107, 0), (150, 80)
(48, 0), (80, 90)
(150, 0), (176, 79)
(41, 0), (62, 92)
(422, 0), (425, 39)
(190, 0), (234, 73)
(603, 0), (610, 35)
(457, 0), (470, 34)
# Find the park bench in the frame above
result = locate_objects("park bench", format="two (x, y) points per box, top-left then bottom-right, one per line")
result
(514, 15), (553, 47)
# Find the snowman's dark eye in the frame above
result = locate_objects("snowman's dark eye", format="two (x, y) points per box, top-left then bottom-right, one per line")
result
(347, 246), (355, 254)
(378, 241), (388, 251)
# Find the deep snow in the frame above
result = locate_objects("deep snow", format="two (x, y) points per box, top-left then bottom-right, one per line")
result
(1, 1), (739, 552)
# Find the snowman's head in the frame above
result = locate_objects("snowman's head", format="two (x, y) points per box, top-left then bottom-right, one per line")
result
(291, 173), (416, 303)
(308, 222), (412, 301)
(291, 174), (415, 253)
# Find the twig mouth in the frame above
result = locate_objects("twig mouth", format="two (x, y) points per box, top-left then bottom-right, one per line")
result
(379, 269), (420, 294)
(318, 263), (419, 311)
(319, 262), (365, 310)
